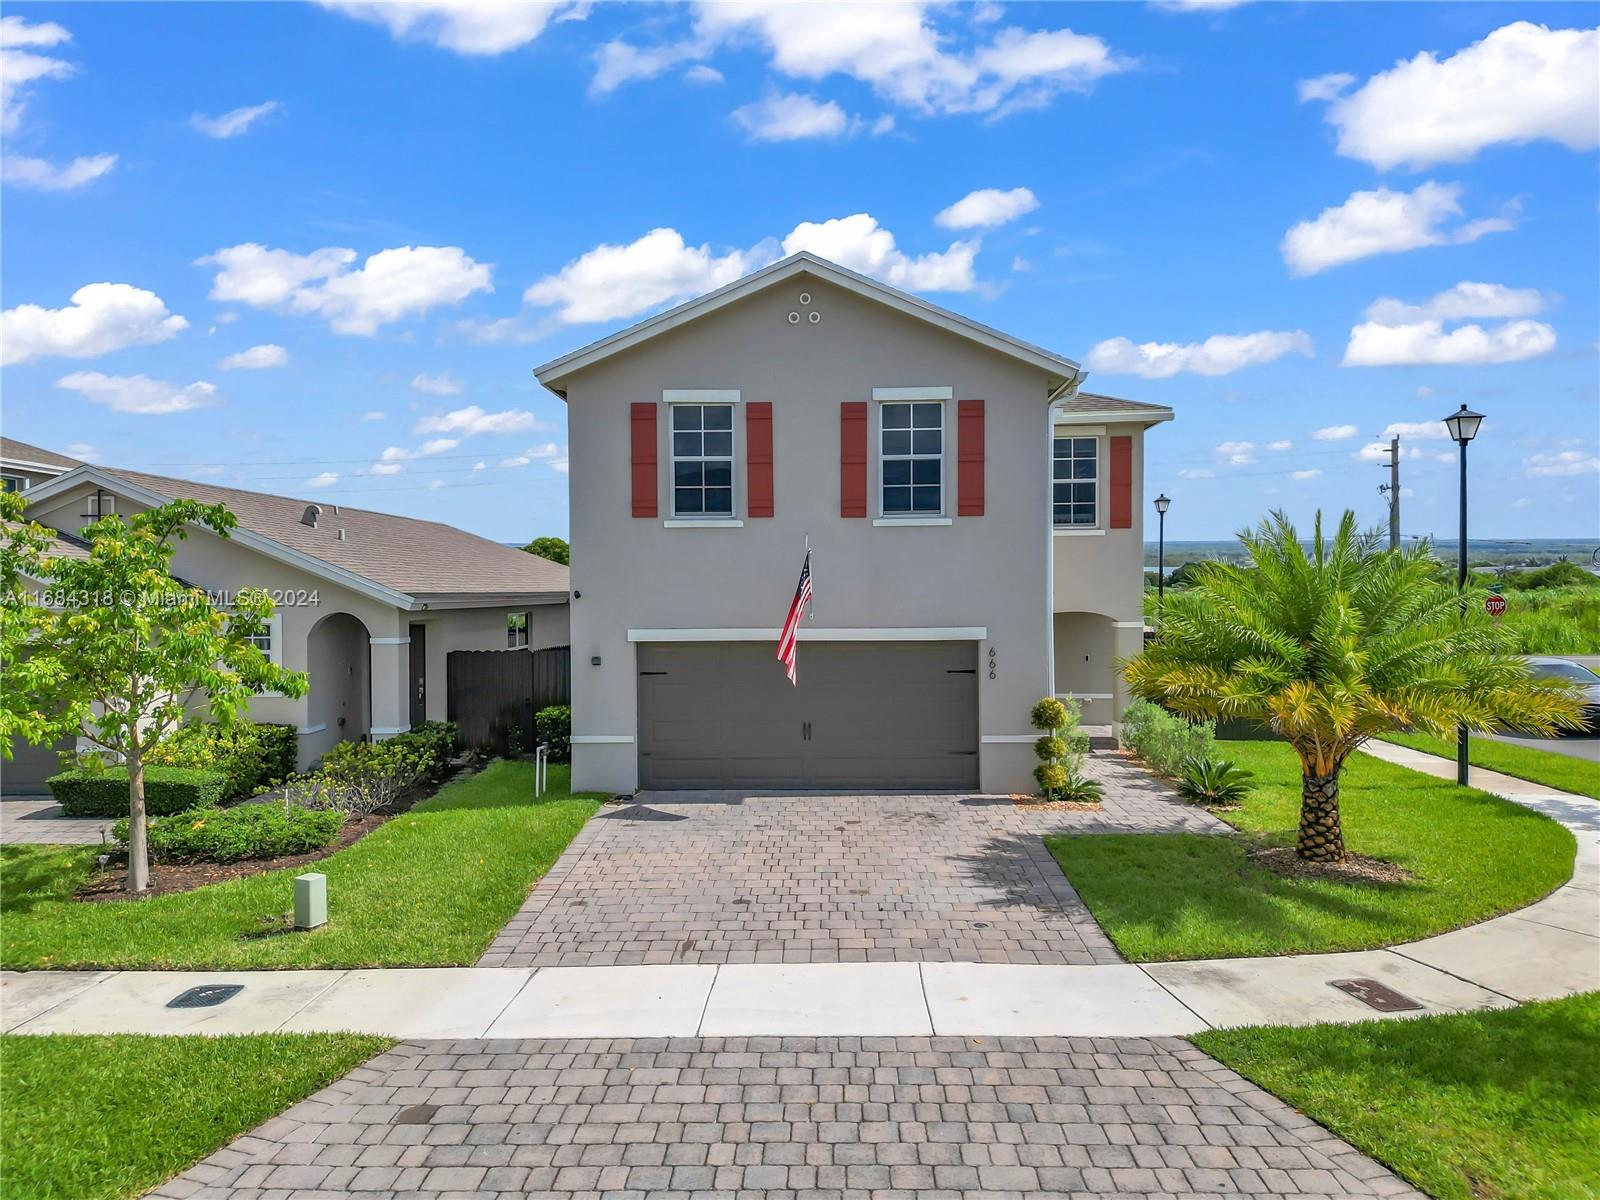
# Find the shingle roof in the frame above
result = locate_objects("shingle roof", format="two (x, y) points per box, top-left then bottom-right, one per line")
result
(1060, 392), (1173, 416)
(1, 437), (83, 471)
(87, 468), (568, 603)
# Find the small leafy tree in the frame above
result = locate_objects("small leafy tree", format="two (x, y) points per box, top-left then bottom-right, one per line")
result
(0, 496), (307, 891)
(1030, 696), (1100, 802)
(1124, 510), (1583, 862)
(523, 535), (569, 566)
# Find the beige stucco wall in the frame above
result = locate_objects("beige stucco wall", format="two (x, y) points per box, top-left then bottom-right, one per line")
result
(560, 271), (1062, 794)
(25, 482), (568, 770)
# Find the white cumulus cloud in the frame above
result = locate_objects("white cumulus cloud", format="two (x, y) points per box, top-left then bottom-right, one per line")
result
(318, 1), (588, 55)
(305, 471), (339, 489)
(2, 282), (187, 365)
(1344, 282), (1557, 367)
(1363, 281), (1547, 324)
(412, 405), (545, 437)
(1, 152), (116, 191)
(1296, 72), (1354, 103)
(219, 343), (288, 370)
(1214, 440), (1256, 466)
(1281, 182), (1511, 276)
(935, 186), (1039, 229)
(1382, 421), (1451, 440)
(0, 15), (74, 135)
(190, 100), (278, 138)
(411, 372), (462, 396)
(1176, 467), (1214, 480)
(56, 371), (216, 415)
(1524, 451), (1599, 477)
(732, 92), (850, 142)
(782, 213), (978, 292)
(1291, 469), (1322, 480)
(197, 242), (492, 335)
(1265, 439), (1293, 452)
(1085, 329), (1313, 378)
(1312, 424), (1359, 441)
(1308, 21), (1599, 170)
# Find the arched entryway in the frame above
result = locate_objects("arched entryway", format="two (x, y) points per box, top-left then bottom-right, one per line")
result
(306, 612), (371, 760)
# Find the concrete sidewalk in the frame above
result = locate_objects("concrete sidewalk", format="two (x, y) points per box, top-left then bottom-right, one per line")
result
(4, 739), (1595, 1041)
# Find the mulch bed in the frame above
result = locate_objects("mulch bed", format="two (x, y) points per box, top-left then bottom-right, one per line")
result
(1248, 845), (1416, 886)
(75, 813), (389, 901)
(1010, 794), (1103, 811)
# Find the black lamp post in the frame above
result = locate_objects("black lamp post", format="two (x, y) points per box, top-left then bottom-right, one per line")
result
(1154, 494), (1171, 611)
(1443, 404), (1484, 785)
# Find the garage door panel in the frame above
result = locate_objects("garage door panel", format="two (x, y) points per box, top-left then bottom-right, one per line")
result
(638, 640), (978, 790)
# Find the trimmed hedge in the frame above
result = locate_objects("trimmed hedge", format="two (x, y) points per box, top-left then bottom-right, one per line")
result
(145, 722), (298, 801)
(113, 803), (344, 864)
(535, 705), (571, 763)
(49, 766), (227, 818)
(1117, 699), (1217, 778)
(315, 721), (458, 788)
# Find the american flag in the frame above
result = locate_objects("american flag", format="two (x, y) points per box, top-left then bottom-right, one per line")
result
(776, 549), (813, 685)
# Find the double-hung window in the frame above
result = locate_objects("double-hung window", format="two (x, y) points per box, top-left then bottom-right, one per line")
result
(671, 403), (734, 517)
(1053, 435), (1098, 526)
(880, 401), (943, 515)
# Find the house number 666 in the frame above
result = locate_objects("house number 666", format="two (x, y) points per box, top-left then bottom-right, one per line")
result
(987, 647), (997, 680)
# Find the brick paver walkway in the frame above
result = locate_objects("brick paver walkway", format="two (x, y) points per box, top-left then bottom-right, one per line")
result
(480, 753), (1222, 969)
(0, 798), (115, 845)
(146, 1035), (1423, 1199)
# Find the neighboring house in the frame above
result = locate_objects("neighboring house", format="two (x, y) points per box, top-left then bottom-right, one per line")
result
(536, 251), (1171, 796)
(4, 463), (569, 794)
(1, 437), (82, 493)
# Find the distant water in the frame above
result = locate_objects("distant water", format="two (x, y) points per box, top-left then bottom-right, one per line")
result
(1145, 537), (1600, 567)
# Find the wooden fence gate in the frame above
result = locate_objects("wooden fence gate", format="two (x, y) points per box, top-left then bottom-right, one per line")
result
(447, 645), (570, 753)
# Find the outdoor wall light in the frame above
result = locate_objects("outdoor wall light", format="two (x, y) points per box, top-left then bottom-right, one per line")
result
(591, 655), (602, 666)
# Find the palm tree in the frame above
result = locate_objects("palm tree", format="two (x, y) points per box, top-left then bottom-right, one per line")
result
(1123, 510), (1583, 862)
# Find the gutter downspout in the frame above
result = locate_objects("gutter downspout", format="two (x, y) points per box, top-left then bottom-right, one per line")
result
(1045, 368), (1087, 717)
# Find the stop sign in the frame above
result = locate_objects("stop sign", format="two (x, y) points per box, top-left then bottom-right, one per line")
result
(1485, 594), (1507, 617)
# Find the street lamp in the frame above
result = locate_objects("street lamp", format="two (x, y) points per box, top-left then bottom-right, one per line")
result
(1154, 493), (1171, 612)
(1444, 404), (1484, 785)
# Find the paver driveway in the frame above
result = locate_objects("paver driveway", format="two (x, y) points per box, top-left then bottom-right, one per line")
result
(481, 753), (1222, 969)
(147, 1035), (1424, 1199)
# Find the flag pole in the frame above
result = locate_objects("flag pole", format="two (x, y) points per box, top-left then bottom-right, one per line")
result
(805, 533), (813, 620)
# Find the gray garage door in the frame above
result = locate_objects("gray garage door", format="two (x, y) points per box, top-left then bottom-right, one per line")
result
(637, 641), (978, 790)
(2, 733), (74, 797)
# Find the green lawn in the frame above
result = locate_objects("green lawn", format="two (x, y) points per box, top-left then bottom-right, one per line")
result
(1381, 729), (1600, 800)
(0, 1032), (390, 1200)
(0, 760), (600, 969)
(1047, 741), (1575, 961)
(1195, 994), (1600, 1200)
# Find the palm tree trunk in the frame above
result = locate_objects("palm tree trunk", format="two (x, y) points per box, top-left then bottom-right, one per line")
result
(1296, 770), (1346, 862)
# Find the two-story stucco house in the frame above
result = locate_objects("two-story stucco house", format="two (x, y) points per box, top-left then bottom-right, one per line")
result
(536, 252), (1170, 796)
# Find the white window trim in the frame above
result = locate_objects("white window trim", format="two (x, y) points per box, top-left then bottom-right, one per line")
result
(872, 386), (953, 402)
(663, 389), (740, 405)
(507, 610), (531, 648)
(877, 397), (946, 519)
(252, 613), (286, 696)
(666, 394), (738, 521)
(1052, 431), (1102, 532)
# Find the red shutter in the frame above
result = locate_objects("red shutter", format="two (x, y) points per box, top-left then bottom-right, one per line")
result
(1109, 435), (1133, 529)
(630, 402), (657, 518)
(840, 402), (868, 517)
(957, 399), (985, 516)
(746, 402), (773, 517)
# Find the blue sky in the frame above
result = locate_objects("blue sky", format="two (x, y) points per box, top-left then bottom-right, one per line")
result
(2, 1), (1596, 545)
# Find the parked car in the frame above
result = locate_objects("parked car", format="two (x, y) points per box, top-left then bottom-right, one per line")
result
(1523, 656), (1600, 732)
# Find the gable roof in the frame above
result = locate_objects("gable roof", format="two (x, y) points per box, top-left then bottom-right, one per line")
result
(535, 251), (1084, 397)
(22, 464), (568, 610)
(1, 437), (83, 472)
(1053, 391), (1174, 427)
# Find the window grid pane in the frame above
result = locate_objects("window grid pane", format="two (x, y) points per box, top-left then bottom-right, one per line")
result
(1052, 435), (1098, 527)
(881, 401), (943, 515)
(671, 403), (735, 517)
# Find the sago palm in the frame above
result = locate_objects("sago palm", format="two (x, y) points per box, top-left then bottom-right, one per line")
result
(1124, 510), (1584, 862)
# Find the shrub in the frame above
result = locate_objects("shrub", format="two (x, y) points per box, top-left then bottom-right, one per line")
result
(1118, 699), (1216, 778)
(145, 722), (298, 801)
(1034, 762), (1068, 794)
(49, 766), (227, 818)
(535, 705), (571, 763)
(1029, 695), (1097, 802)
(404, 721), (459, 778)
(282, 773), (402, 816)
(1175, 756), (1255, 806)
(1056, 773), (1104, 804)
(113, 803), (343, 864)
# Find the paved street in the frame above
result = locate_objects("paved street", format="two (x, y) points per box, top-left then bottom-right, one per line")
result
(146, 1035), (1425, 1200)
(1486, 729), (1600, 763)
(480, 753), (1222, 969)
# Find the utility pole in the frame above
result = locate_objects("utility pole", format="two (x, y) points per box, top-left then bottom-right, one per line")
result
(1377, 436), (1401, 550)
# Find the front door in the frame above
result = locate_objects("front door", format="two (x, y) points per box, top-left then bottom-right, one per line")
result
(408, 623), (426, 727)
